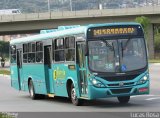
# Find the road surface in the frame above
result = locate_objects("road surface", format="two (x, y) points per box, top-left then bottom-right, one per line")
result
(0, 64), (159, 112)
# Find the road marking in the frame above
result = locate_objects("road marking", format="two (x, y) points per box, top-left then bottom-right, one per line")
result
(146, 97), (160, 101)
(131, 95), (158, 98)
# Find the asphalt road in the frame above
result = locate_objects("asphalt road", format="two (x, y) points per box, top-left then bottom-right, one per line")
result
(0, 64), (159, 112)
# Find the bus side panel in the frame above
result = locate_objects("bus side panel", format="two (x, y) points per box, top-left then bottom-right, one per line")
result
(10, 65), (20, 90)
(67, 65), (80, 97)
(53, 64), (68, 97)
(53, 64), (78, 97)
(22, 64), (47, 95)
(44, 65), (54, 94)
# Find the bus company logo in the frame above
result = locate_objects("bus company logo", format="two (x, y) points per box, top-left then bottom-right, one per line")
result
(53, 67), (66, 80)
(119, 82), (124, 87)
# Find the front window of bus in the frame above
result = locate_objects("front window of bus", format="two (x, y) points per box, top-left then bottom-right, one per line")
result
(120, 38), (147, 72)
(88, 38), (147, 73)
(88, 40), (118, 72)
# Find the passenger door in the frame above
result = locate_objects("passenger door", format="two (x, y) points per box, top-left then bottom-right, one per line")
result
(16, 49), (23, 90)
(76, 42), (88, 97)
(44, 45), (54, 94)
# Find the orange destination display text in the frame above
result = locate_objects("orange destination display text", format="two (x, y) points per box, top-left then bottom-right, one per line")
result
(93, 27), (135, 36)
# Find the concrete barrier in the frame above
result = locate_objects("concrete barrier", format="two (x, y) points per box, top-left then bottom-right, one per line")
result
(39, 12), (51, 19)
(0, 6), (160, 22)
(1, 15), (14, 22)
(25, 13), (39, 20)
(14, 14), (26, 21)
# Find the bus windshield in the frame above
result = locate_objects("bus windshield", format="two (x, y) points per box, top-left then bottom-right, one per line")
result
(120, 38), (147, 72)
(88, 38), (147, 73)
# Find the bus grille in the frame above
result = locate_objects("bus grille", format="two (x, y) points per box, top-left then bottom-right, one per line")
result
(107, 82), (134, 87)
(111, 88), (132, 94)
(102, 74), (139, 81)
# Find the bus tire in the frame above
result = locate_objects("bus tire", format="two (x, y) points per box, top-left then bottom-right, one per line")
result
(117, 96), (130, 104)
(29, 80), (38, 100)
(70, 83), (83, 106)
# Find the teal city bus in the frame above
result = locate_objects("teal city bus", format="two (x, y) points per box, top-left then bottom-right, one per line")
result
(10, 23), (149, 106)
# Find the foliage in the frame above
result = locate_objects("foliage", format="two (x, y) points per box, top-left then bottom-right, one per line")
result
(135, 16), (150, 36)
(149, 59), (160, 63)
(135, 16), (151, 52)
(154, 33), (160, 53)
(0, 41), (9, 58)
(0, 113), (14, 118)
(0, 70), (10, 75)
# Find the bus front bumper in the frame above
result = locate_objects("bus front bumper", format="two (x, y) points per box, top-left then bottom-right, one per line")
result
(87, 81), (149, 99)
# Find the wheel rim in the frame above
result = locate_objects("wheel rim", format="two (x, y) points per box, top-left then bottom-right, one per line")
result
(29, 83), (34, 97)
(71, 88), (76, 101)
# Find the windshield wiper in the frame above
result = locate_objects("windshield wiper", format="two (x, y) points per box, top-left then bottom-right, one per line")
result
(121, 39), (131, 57)
(100, 39), (114, 51)
(122, 39), (131, 50)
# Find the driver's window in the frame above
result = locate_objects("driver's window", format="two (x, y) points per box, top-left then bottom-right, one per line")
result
(88, 40), (116, 72)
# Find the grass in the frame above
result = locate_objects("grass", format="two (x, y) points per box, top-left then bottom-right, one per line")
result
(0, 69), (10, 75)
(149, 59), (160, 63)
(0, 113), (14, 118)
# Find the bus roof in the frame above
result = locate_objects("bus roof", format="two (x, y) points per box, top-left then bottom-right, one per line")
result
(87, 22), (141, 28)
(10, 22), (141, 45)
(10, 26), (87, 45)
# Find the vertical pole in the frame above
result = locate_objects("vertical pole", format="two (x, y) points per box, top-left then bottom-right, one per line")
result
(70, 0), (72, 11)
(147, 24), (155, 59)
(48, 0), (50, 12)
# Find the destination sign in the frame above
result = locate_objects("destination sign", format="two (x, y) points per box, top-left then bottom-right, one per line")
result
(87, 25), (143, 39)
(93, 27), (136, 36)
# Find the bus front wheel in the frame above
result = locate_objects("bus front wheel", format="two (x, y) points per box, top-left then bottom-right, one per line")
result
(29, 80), (38, 100)
(117, 96), (130, 104)
(70, 83), (83, 106)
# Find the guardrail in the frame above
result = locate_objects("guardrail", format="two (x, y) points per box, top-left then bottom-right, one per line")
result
(0, 6), (160, 22)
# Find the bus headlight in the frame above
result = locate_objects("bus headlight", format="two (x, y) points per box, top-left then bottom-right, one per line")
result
(137, 75), (148, 85)
(90, 78), (105, 88)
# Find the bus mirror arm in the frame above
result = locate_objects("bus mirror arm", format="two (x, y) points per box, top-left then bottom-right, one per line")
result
(85, 46), (89, 56)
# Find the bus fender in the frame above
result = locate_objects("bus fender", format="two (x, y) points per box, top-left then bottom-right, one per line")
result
(66, 77), (80, 98)
(28, 76), (34, 89)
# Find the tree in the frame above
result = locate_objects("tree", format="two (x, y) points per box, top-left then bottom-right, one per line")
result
(154, 33), (160, 53)
(154, 25), (160, 57)
(0, 41), (9, 58)
(135, 16), (151, 37)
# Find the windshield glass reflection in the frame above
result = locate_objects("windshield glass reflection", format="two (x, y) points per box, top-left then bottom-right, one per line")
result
(88, 38), (147, 73)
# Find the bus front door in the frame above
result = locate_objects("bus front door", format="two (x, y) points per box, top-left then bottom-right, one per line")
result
(44, 45), (54, 94)
(17, 49), (23, 90)
(77, 42), (88, 97)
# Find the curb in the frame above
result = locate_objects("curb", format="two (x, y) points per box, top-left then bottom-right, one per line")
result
(0, 74), (10, 79)
(149, 63), (160, 66)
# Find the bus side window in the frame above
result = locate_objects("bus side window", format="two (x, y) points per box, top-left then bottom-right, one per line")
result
(54, 38), (65, 62)
(23, 44), (28, 63)
(10, 45), (16, 64)
(28, 43), (36, 63)
(65, 37), (75, 62)
(36, 42), (43, 63)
